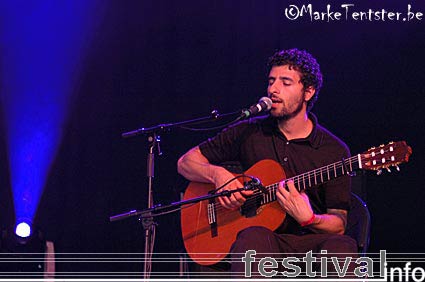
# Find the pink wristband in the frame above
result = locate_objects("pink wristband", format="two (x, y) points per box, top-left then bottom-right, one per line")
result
(300, 213), (315, 227)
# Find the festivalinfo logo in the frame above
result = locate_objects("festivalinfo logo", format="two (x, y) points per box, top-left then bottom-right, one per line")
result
(242, 250), (425, 281)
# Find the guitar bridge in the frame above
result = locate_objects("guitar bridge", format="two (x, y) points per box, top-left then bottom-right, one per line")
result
(207, 199), (218, 237)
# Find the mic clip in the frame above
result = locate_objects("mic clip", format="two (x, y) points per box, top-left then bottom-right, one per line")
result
(239, 108), (252, 119)
(243, 177), (267, 193)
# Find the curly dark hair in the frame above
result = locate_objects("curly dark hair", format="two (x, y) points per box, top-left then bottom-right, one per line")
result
(267, 48), (323, 112)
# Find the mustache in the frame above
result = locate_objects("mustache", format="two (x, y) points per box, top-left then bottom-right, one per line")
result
(269, 95), (283, 103)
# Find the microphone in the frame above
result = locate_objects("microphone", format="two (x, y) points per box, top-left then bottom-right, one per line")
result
(249, 177), (262, 186)
(240, 97), (272, 119)
(244, 176), (267, 193)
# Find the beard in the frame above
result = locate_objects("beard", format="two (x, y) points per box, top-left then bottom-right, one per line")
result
(271, 92), (306, 121)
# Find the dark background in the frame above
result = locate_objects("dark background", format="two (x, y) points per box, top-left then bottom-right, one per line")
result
(1, 0), (424, 275)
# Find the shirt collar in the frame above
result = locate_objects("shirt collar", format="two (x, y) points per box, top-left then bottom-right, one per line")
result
(263, 112), (323, 149)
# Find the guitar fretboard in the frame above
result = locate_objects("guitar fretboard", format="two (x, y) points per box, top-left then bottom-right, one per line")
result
(258, 154), (361, 205)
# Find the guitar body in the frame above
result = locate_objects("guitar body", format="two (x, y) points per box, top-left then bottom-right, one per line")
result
(181, 159), (287, 266)
(180, 141), (412, 266)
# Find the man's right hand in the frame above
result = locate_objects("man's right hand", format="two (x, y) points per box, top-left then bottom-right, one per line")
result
(177, 146), (253, 210)
(213, 169), (253, 210)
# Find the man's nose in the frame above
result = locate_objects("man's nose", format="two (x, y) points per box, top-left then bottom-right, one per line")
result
(268, 82), (279, 95)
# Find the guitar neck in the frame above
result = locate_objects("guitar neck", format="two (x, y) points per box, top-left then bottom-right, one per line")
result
(259, 154), (361, 205)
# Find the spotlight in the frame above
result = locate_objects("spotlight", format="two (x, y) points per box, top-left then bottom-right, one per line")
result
(15, 222), (32, 238)
(0, 225), (54, 277)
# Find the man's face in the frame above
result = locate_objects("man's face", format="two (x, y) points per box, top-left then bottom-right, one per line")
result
(267, 65), (311, 120)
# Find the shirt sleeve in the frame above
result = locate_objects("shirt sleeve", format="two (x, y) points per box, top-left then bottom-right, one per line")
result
(198, 121), (249, 165)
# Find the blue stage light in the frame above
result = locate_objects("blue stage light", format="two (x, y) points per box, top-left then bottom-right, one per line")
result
(15, 222), (32, 238)
(0, 0), (103, 228)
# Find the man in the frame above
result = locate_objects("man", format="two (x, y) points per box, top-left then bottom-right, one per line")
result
(178, 48), (357, 277)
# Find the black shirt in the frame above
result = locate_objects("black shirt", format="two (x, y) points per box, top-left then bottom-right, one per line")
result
(199, 113), (351, 233)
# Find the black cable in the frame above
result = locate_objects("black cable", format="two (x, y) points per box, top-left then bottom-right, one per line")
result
(179, 112), (243, 132)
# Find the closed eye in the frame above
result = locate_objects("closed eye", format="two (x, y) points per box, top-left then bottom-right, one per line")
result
(280, 77), (293, 86)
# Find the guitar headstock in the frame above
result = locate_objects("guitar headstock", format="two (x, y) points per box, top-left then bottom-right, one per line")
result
(361, 141), (412, 173)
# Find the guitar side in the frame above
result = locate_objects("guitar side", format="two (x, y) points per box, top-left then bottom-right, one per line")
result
(181, 159), (287, 266)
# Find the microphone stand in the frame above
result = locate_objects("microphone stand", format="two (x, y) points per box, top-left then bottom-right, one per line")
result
(119, 110), (239, 279)
(110, 180), (263, 222)
(110, 180), (264, 275)
(143, 132), (158, 279)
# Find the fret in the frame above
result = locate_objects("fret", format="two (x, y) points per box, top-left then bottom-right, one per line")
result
(327, 165), (330, 180)
(349, 157), (353, 172)
(314, 170), (317, 185)
(308, 173), (311, 187)
(264, 188), (270, 203)
(268, 185), (273, 203)
(266, 189), (270, 203)
(300, 176), (303, 191)
(334, 163), (337, 177)
(341, 162), (345, 175)
(294, 176), (299, 191)
(266, 187), (270, 203)
(357, 154), (363, 169)
(266, 187), (273, 202)
(320, 169), (323, 183)
(302, 174), (306, 190)
(269, 186), (273, 202)
(297, 176), (301, 191)
(267, 186), (274, 202)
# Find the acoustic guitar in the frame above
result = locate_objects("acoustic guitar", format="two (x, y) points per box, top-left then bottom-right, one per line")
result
(181, 141), (412, 265)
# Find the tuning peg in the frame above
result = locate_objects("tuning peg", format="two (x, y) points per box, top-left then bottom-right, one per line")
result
(395, 165), (400, 172)
(376, 169), (382, 175)
(386, 167), (391, 173)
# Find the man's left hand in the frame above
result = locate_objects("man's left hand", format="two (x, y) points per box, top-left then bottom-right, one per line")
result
(276, 180), (314, 224)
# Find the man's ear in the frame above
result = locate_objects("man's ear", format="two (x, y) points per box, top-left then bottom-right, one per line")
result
(304, 86), (316, 102)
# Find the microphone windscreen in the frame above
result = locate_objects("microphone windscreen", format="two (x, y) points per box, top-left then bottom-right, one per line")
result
(259, 97), (272, 111)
